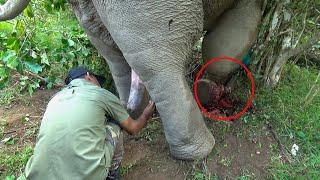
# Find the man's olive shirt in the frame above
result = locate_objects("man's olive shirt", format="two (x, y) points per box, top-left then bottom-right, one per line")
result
(25, 79), (129, 180)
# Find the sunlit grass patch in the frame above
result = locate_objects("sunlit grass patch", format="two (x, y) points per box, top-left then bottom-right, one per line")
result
(253, 63), (320, 178)
(0, 145), (33, 179)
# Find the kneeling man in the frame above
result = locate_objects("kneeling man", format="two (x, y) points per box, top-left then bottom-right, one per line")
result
(24, 67), (155, 180)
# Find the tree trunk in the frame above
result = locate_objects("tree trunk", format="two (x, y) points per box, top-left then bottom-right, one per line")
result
(0, 0), (31, 21)
(251, 0), (320, 87)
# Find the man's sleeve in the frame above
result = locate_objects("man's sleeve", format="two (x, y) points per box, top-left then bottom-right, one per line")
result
(100, 90), (130, 124)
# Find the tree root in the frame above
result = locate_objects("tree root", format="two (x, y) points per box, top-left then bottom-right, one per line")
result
(266, 121), (293, 163)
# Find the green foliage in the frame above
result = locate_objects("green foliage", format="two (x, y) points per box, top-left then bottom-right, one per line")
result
(119, 164), (134, 176)
(193, 170), (206, 180)
(43, 0), (67, 13)
(138, 118), (163, 142)
(0, 2), (114, 104)
(0, 145), (34, 179)
(253, 64), (320, 178)
(5, 175), (15, 180)
(252, 0), (320, 85)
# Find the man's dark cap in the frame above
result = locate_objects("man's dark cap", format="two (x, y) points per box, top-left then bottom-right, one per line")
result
(65, 66), (106, 86)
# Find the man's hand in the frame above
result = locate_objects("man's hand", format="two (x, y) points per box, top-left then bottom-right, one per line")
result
(120, 101), (155, 135)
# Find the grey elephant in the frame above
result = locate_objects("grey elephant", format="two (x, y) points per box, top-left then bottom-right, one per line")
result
(0, 0), (262, 160)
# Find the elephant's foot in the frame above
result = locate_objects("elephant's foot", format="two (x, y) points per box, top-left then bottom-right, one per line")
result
(197, 79), (230, 106)
(125, 72), (215, 159)
(169, 124), (215, 160)
(126, 72), (215, 159)
(126, 70), (150, 119)
(142, 74), (215, 160)
(197, 79), (236, 116)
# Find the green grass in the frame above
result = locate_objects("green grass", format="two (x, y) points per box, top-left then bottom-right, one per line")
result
(0, 145), (34, 179)
(119, 164), (135, 176)
(253, 64), (320, 179)
(203, 63), (319, 179)
(137, 118), (163, 142)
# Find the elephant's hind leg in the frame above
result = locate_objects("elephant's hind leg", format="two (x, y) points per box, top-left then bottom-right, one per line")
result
(69, 0), (131, 105)
(202, 0), (262, 83)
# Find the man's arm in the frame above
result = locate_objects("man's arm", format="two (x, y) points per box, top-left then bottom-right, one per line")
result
(120, 101), (155, 135)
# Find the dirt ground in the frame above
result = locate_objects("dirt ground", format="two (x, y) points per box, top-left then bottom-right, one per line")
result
(0, 89), (277, 179)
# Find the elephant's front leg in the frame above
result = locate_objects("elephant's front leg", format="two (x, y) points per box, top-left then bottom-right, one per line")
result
(69, 0), (131, 105)
(87, 35), (150, 117)
(92, 0), (214, 159)
(89, 34), (132, 106)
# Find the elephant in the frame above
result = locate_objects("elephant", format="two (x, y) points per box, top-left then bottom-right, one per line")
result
(0, 0), (262, 160)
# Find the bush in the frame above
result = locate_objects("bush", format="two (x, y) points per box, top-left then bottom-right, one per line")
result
(0, 1), (114, 103)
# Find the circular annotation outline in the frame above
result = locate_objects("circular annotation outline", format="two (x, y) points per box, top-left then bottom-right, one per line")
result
(193, 56), (255, 121)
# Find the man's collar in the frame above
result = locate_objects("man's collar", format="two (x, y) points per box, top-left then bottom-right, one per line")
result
(68, 78), (95, 87)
